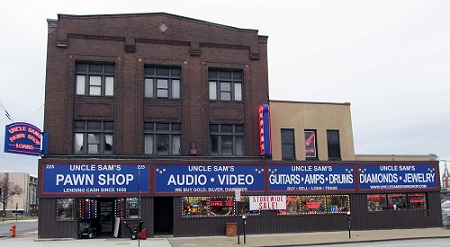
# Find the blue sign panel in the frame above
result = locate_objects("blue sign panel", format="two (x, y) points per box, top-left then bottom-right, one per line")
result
(155, 164), (265, 194)
(358, 164), (438, 191)
(42, 164), (149, 194)
(268, 165), (356, 192)
(4, 122), (42, 156)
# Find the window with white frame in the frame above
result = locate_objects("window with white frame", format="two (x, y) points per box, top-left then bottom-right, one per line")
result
(209, 124), (244, 156)
(144, 122), (181, 155)
(208, 70), (242, 101)
(75, 63), (115, 96)
(144, 66), (181, 99)
(74, 121), (114, 155)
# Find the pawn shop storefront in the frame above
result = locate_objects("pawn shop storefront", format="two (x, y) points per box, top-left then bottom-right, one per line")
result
(38, 160), (442, 238)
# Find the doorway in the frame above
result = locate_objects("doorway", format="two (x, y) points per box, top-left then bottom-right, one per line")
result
(98, 198), (114, 235)
(154, 197), (173, 235)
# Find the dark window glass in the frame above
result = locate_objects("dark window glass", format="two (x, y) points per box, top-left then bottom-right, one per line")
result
(327, 130), (341, 160)
(156, 67), (170, 76)
(76, 63), (87, 72)
(281, 129), (295, 160)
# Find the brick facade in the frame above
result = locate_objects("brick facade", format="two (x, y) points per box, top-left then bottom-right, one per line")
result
(44, 13), (269, 157)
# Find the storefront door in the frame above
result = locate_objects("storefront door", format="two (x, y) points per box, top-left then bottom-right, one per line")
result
(98, 199), (114, 234)
(154, 197), (173, 235)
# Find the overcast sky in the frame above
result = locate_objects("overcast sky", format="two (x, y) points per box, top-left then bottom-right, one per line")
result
(0, 0), (449, 177)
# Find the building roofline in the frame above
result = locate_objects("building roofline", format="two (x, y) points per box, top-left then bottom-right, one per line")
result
(53, 12), (262, 34)
(269, 99), (351, 106)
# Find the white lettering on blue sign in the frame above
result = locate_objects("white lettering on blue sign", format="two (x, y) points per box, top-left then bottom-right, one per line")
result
(55, 173), (133, 186)
(56, 174), (94, 186)
(167, 174), (208, 185)
(402, 173), (434, 183)
(217, 174), (253, 185)
(360, 173), (398, 184)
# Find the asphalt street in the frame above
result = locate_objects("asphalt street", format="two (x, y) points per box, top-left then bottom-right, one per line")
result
(0, 220), (37, 237)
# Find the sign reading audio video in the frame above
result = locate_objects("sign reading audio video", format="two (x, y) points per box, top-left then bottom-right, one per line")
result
(358, 163), (438, 191)
(155, 164), (265, 194)
(42, 164), (150, 195)
(268, 164), (356, 192)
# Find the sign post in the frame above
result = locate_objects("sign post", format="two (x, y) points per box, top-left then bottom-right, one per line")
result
(235, 189), (241, 244)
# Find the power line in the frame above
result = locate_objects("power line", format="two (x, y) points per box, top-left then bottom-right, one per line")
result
(24, 104), (45, 122)
(0, 98), (14, 122)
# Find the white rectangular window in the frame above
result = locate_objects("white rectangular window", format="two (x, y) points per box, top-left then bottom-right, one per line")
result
(234, 82), (242, 101)
(89, 76), (102, 96)
(157, 79), (169, 98)
(144, 79), (154, 98)
(172, 80), (180, 99)
(144, 135), (154, 154)
(209, 81), (217, 100)
(76, 75), (86, 95)
(105, 76), (114, 96)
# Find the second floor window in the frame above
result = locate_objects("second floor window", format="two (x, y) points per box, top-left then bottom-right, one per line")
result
(327, 130), (341, 160)
(209, 124), (244, 156)
(304, 130), (317, 159)
(144, 66), (181, 99)
(74, 121), (114, 155)
(281, 129), (295, 160)
(76, 63), (115, 96)
(144, 123), (181, 155)
(209, 70), (243, 101)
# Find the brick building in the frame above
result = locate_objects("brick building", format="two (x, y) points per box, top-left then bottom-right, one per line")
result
(40, 13), (269, 238)
(39, 13), (441, 239)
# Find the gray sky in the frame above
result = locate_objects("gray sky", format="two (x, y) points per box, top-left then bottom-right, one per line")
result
(0, 0), (449, 177)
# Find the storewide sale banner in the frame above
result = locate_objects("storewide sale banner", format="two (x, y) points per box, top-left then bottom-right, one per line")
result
(249, 195), (286, 210)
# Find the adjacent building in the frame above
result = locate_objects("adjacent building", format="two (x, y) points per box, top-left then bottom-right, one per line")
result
(39, 13), (441, 239)
(0, 172), (38, 217)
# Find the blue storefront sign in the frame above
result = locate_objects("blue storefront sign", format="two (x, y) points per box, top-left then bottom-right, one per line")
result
(4, 122), (42, 156)
(268, 164), (356, 192)
(42, 164), (149, 194)
(358, 163), (438, 191)
(155, 164), (265, 194)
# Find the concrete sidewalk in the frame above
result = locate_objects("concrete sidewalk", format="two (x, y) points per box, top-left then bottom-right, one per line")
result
(167, 227), (450, 247)
(0, 227), (448, 247)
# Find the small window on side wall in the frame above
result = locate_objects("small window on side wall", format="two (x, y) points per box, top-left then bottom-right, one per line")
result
(327, 130), (341, 160)
(304, 130), (317, 159)
(281, 129), (295, 160)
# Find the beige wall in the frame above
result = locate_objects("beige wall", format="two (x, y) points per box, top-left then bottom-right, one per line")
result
(269, 100), (355, 161)
(355, 154), (438, 162)
(0, 172), (37, 214)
